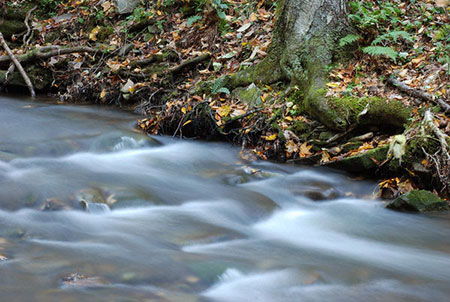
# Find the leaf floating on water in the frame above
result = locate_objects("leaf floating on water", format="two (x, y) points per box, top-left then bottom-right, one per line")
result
(0, 254), (8, 261)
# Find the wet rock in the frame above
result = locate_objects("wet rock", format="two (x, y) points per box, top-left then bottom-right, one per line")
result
(303, 188), (340, 201)
(75, 188), (106, 204)
(386, 190), (450, 212)
(90, 131), (160, 152)
(40, 198), (72, 211)
(79, 200), (111, 214)
(61, 273), (108, 288)
(324, 145), (389, 172)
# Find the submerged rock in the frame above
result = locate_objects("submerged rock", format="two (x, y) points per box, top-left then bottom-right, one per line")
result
(386, 190), (450, 212)
(61, 273), (108, 288)
(79, 200), (111, 214)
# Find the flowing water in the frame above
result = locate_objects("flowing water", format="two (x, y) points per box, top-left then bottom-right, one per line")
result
(1, 96), (450, 302)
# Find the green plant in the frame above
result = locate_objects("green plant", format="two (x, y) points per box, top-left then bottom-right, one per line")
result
(211, 80), (230, 95)
(341, 1), (415, 62)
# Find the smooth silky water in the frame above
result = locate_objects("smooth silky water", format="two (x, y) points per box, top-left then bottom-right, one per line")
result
(1, 96), (450, 302)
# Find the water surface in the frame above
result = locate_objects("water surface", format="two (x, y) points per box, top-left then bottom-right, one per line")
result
(1, 96), (449, 302)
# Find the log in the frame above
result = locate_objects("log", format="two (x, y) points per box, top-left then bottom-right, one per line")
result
(0, 46), (99, 67)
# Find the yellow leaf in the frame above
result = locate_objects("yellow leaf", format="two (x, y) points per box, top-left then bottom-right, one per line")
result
(321, 151), (331, 163)
(249, 13), (258, 22)
(217, 105), (231, 117)
(183, 120), (192, 126)
(265, 134), (277, 141)
(100, 89), (106, 99)
(89, 26), (101, 41)
(326, 82), (341, 88)
(285, 116), (293, 121)
(299, 142), (313, 157)
(181, 107), (187, 114)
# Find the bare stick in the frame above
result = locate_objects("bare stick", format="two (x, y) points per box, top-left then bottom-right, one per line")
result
(387, 78), (450, 112)
(0, 32), (35, 98)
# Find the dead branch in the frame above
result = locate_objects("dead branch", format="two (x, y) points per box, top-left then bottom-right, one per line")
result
(387, 78), (450, 112)
(424, 110), (449, 158)
(0, 32), (35, 97)
(0, 46), (99, 67)
(168, 53), (211, 75)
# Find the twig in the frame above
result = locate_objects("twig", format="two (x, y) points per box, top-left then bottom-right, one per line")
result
(23, 5), (37, 47)
(387, 77), (450, 112)
(0, 32), (35, 97)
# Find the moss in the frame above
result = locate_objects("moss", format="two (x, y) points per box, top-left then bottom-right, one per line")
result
(291, 120), (309, 134)
(341, 141), (364, 153)
(97, 26), (114, 42)
(325, 145), (389, 172)
(0, 19), (26, 38)
(328, 96), (411, 129)
(386, 190), (450, 212)
(0, 66), (51, 91)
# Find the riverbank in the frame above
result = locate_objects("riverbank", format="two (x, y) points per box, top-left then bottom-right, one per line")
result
(0, 0), (449, 201)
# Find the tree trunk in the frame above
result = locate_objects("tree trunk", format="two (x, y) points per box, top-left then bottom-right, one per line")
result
(216, 0), (352, 130)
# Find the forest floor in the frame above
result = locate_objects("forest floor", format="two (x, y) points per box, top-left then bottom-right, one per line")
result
(0, 0), (449, 200)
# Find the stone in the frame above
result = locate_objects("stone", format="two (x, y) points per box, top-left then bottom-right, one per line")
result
(114, 0), (139, 14)
(324, 145), (389, 172)
(233, 83), (262, 107)
(386, 190), (450, 212)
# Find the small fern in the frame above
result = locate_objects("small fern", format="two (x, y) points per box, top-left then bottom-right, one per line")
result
(339, 34), (362, 47)
(362, 46), (398, 61)
(372, 31), (413, 45)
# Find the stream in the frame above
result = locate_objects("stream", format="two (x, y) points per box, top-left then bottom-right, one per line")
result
(1, 96), (450, 302)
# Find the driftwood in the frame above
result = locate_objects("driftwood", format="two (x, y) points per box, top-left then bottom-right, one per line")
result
(0, 32), (35, 97)
(0, 46), (99, 67)
(387, 78), (450, 112)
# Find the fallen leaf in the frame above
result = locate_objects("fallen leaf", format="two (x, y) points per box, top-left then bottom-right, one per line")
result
(299, 142), (313, 157)
(265, 133), (277, 141)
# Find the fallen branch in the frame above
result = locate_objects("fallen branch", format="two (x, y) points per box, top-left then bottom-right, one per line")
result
(0, 32), (35, 97)
(168, 53), (211, 75)
(424, 110), (449, 157)
(0, 46), (99, 67)
(387, 77), (450, 112)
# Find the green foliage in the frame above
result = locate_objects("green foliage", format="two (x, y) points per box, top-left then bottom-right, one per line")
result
(347, 1), (414, 62)
(339, 34), (361, 47)
(187, 15), (203, 27)
(372, 31), (412, 45)
(211, 80), (230, 95)
(362, 46), (398, 61)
